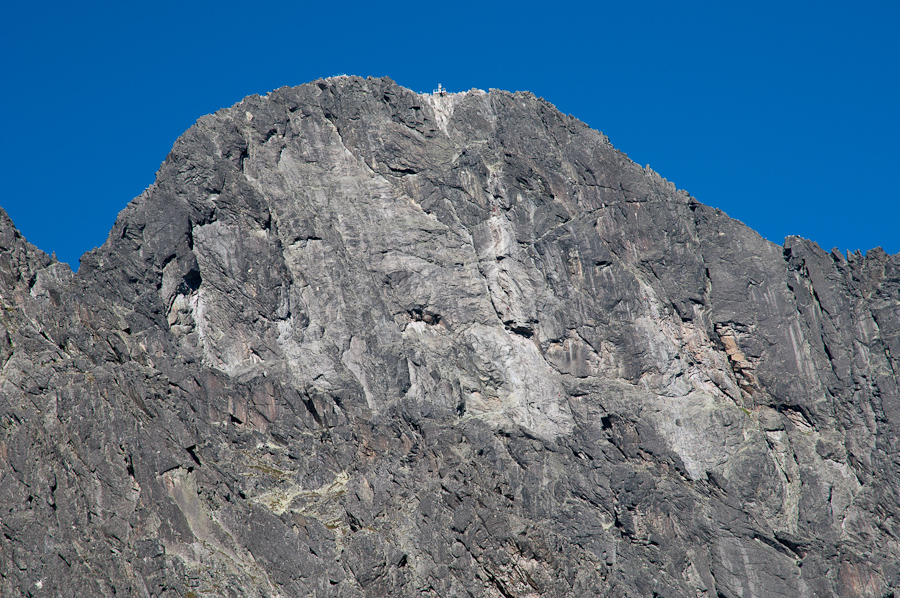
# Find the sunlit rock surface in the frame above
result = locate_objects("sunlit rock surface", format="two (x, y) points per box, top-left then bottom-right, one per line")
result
(1, 76), (898, 597)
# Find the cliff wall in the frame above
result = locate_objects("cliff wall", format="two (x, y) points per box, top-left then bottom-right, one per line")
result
(1, 76), (898, 597)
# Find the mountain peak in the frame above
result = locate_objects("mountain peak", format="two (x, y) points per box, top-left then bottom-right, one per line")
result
(1, 78), (898, 597)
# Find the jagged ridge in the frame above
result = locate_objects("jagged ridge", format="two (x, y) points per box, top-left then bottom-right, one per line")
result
(1, 76), (898, 597)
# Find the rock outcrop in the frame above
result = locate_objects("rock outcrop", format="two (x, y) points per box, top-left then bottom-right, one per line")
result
(1, 76), (898, 597)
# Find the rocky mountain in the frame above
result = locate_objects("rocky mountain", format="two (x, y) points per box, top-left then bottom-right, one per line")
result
(1, 75), (898, 598)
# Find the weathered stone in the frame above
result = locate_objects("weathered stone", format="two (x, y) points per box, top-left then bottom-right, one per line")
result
(0, 75), (898, 597)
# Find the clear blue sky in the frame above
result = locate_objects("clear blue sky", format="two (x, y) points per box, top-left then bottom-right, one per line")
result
(2, 1), (898, 268)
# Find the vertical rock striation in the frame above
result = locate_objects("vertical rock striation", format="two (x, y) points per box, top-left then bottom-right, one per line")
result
(1, 76), (898, 597)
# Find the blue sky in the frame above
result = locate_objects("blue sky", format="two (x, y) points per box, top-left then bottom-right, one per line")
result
(2, 1), (897, 268)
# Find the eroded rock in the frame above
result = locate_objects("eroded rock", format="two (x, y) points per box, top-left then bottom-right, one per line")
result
(1, 76), (898, 597)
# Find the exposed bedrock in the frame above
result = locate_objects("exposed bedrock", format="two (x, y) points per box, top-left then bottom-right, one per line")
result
(1, 76), (898, 597)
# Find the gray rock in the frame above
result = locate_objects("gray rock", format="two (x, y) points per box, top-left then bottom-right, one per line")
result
(1, 75), (898, 597)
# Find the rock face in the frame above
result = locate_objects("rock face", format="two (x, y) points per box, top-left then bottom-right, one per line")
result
(1, 76), (899, 597)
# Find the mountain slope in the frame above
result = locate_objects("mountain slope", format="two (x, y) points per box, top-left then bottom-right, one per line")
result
(1, 76), (898, 597)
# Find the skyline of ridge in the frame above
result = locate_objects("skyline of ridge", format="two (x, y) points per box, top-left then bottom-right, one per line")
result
(2, 1), (897, 266)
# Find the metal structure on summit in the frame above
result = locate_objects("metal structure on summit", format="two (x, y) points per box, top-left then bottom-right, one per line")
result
(432, 83), (446, 96)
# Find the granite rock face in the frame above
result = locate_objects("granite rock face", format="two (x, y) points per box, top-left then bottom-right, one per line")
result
(1, 76), (899, 597)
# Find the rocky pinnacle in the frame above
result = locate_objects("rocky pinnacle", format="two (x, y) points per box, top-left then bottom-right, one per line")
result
(1, 76), (898, 597)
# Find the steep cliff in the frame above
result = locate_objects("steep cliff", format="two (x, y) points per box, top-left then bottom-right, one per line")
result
(1, 76), (898, 597)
